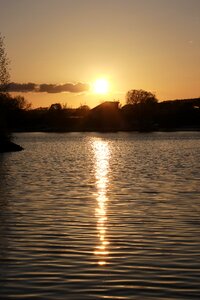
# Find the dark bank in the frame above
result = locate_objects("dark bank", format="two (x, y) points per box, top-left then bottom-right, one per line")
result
(0, 91), (200, 140)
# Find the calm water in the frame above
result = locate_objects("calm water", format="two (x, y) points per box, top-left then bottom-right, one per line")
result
(0, 132), (200, 299)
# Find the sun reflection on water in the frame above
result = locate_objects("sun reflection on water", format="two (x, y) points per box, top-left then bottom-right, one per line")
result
(92, 139), (110, 266)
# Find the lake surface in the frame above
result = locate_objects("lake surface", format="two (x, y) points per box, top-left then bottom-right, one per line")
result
(0, 132), (200, 299)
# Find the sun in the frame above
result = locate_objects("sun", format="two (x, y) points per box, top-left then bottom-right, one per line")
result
(93, 78), (109, 94)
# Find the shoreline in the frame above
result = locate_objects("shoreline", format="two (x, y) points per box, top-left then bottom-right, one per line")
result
(0, 140), (24, 153)
(13, 127), (200, 133)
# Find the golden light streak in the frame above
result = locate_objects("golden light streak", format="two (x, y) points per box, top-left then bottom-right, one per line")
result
(92, 139), (110, 266)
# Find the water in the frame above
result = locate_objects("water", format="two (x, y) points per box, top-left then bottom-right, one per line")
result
(0, 132), (200, 299)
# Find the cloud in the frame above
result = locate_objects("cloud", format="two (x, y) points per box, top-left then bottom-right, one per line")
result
(7, 82), (36, 92)
(5, 82), (90, 93)
(38, 82), (90, 93)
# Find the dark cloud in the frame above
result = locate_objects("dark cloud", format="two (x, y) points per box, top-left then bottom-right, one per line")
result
(7, 82), (36, 92)
(5, 82), (90, 93)
(38, 82), (89, 93)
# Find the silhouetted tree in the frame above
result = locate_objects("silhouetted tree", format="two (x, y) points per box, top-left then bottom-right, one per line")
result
(126, 89), (158, 105)
(47, 103), (69, 130)
(0, 34), (10, 92)
(76, 105), (90, 116)
(49, 103), (62, 111)
(0, 34), (11, 145)
(0, 34), (30, 133)
(125, 89), (158, 131)
(12, 95), (31, 110)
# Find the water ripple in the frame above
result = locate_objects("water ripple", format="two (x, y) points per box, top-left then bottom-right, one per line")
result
(0, 132), (200, 299)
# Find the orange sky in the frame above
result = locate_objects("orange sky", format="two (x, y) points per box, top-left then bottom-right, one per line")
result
(1, 0), (200, 108)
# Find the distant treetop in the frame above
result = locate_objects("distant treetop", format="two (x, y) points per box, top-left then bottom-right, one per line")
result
(126, 89), (158, 105)
(0, 33), (10, 92)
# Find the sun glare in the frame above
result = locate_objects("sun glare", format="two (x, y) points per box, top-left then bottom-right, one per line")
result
(93, 78), (109, 94)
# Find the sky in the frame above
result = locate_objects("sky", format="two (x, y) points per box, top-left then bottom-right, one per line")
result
(0, 0), (200, 108)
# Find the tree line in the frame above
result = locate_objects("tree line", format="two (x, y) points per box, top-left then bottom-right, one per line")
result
(1, 33), (200, 138)
(0, 91), (199, 133)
